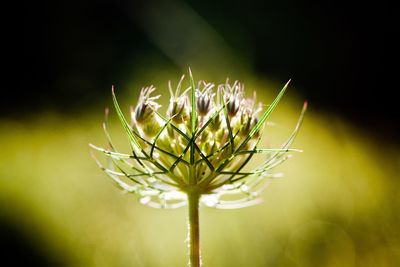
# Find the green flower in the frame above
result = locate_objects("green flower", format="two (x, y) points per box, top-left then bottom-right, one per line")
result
(90, 70), (306, 209)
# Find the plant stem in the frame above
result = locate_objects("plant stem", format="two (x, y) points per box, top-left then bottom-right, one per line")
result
(187, 190), (201, 267)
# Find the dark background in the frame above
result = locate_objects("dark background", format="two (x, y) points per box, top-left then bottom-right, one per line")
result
(1, 0), (397, 265)
(5, 0), (397, 138)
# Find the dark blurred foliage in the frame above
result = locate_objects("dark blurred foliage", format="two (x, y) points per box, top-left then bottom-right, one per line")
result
(4, 0), (397, 139)
(0, 217), (66, 267)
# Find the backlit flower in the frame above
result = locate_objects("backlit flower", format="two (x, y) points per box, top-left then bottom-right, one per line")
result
(90, 72), (306, 209)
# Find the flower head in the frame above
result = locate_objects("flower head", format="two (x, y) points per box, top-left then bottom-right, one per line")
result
(90, 71), (306, 209)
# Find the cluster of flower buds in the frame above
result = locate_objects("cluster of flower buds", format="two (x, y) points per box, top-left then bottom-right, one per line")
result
(90, 71), (306, 209)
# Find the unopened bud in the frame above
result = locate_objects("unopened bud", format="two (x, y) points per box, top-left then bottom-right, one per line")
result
(133, 86), (162, 137)
(223, 82), (244, 117)
(167, 96), (189, 124)
(196, 83), (214, 116)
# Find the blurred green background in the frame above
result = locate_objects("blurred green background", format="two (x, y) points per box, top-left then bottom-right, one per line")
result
(1, 0), (398, 266)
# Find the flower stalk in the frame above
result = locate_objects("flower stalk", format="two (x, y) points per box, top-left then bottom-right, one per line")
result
(187, 189), (201, 267)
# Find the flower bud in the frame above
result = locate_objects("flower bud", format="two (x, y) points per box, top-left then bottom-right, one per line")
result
(210, 113), (222, 130)
(167, 96), (189, 124)
(223, 82), (244, 117)
(239, 97), (262, 138)
(196, 82), (215, 116)
(133, 86), (162, 137)
(167, 77), (191, 124)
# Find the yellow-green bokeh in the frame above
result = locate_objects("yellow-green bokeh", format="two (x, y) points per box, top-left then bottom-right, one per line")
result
(1, 69), (399, 266)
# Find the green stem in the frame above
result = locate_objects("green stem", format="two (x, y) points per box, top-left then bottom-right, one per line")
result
(187, 191), (201, 267)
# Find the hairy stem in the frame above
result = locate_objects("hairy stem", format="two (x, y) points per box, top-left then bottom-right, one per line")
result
(187, 190), (201, 267)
